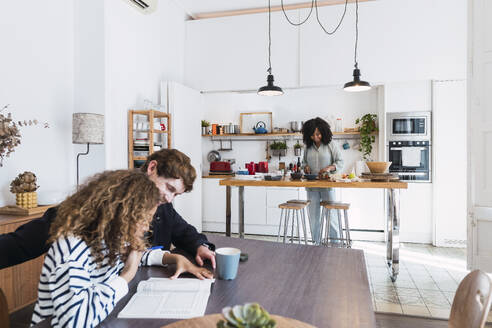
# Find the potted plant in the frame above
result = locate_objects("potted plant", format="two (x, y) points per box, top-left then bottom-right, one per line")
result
(293, 142), (302, 156)
(10, 171), (39, 209)
(270, 141), (287, 157)
(201, 120), (210, 135)
(355, 113), (378, 175)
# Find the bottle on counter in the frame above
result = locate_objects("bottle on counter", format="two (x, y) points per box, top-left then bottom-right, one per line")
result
(297, 157), (301, 173)
(335, 118), (343, 133)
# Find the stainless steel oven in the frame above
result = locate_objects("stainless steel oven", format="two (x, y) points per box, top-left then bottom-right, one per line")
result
(386, 112), (432, 183)
(387, 112), (431, 140)
(388, 140), (431, 182)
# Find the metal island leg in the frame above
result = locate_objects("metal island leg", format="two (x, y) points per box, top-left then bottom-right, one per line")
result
(386, 188), (400, 282)
(226, 186), (231, 237)
(239, 186), (245, 238)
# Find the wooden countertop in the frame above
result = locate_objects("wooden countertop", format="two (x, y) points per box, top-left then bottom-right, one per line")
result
(219, 177), (408, 189)
(202, 175), (235, 179)
(0, 213), (45, 226)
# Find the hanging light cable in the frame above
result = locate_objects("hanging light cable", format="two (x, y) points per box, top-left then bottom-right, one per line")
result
(344, 0), (371, 92)
(281, 0), (314, 26)
(258, 0), (283, 96)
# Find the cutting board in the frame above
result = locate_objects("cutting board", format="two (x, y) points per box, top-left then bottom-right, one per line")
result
(361, 172), (399, 182)
(161, 314), (315, 328)
(0, 204), (55, 216)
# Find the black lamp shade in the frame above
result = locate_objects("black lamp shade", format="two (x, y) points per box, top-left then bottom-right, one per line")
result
(258, 74), (284, 96)
(344, 68), (371, 92)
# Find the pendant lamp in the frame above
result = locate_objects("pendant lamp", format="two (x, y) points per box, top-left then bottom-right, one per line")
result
(344, 0), (371, 92)
(258, 0), (283, 96)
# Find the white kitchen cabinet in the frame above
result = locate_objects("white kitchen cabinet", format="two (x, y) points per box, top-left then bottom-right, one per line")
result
(202, 178), (237, 224)
(338, 188), (385, 241)
(266, 187), (299, 226)
(244, 187), (267, 225)
(202, 179), (268, 233)
(399, 184), (433, 243)
(432, 80), (467, 247)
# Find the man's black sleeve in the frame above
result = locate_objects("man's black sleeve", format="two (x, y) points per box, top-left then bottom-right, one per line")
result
(0, 207), (56, 269)
(166, 204), (215, 256)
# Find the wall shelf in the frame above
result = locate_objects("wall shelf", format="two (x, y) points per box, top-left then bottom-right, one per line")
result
(202, 132), (364, 139)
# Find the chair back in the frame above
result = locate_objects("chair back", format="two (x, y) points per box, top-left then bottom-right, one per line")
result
(0, 287), (9, 328)
(449, 270), (492, 328)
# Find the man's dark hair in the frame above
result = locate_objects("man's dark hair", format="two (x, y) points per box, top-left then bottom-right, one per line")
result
(301, 117), (333, 148)
(141, 149), (196, 192)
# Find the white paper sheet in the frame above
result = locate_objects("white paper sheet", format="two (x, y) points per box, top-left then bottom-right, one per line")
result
(117, 278), (214, 319)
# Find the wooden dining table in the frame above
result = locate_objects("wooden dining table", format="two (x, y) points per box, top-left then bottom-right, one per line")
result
(33, 235), (376, 328)
(219, 178), (408, 281)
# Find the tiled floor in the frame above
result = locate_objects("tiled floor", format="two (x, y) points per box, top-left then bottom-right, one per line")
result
(356, 240), (467, 319)
(213, 232), (491, 321)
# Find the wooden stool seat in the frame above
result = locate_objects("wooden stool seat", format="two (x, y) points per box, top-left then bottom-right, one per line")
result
(286, 199), (311, 205)
(320, 201), (350, 210)
(279, 203), (307, 210)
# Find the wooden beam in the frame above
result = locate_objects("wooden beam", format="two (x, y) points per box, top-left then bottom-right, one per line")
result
(192, 0), (375, 20)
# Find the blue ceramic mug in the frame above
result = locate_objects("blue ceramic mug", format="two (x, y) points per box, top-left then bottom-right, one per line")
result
(216, 247), (241, 280)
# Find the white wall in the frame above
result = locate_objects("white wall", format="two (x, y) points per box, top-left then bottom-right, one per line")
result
(0, 0), (188, 206)
(74, 0), (106, 183)
(0, 0), (75, 206)
(185, 0), (467, 91)
(105, 0), (187, 169)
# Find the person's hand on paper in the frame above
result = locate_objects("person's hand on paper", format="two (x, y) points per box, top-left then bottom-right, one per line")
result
(163, 253), (213, 280)
(120, 250), (144, 283)
(196, 245), (216, 269)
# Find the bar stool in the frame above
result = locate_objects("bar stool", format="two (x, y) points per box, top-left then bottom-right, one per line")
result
(319, 201), (352, 248)
(277, 202), (310, 245)
(286, 200), (312, 243)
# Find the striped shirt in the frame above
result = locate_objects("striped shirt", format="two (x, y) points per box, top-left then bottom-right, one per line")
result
(31, 236), (167, 327)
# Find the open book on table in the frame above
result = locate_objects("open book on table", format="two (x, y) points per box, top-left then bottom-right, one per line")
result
(118, 277), (214, 319)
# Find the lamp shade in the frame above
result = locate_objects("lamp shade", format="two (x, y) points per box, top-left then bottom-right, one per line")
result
(258, 74), (284, 96)
(72, 113), (104, 144)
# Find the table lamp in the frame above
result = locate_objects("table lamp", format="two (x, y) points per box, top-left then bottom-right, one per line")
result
(72, 113), (104, 186)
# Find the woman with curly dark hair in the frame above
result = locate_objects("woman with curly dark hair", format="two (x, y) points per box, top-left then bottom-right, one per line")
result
(31, 170), (162, 327)
(301, 117), (344, 245)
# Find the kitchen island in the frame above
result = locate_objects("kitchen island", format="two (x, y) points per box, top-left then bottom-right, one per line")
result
(219, 177), (408, 281)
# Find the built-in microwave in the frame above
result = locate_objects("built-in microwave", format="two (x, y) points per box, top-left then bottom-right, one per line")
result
(387, 112), (431, 140)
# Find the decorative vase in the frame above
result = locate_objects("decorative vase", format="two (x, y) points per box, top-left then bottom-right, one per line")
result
(294, 148), (301, 156)
(16, 192), (37, 209)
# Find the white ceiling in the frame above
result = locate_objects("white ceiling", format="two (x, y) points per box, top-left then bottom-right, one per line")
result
(177, 0), (315, 17)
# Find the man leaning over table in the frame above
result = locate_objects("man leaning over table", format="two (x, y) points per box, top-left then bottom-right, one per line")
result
(0, 149), (215, 279)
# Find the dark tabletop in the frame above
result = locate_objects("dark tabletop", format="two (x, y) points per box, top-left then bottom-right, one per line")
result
(35, 235), (376, 328)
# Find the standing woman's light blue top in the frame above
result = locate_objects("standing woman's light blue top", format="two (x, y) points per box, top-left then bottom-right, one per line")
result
(302, 142), (343, 174)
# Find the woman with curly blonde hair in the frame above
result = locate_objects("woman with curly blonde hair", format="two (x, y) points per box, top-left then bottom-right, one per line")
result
(31, 170), (161, 328)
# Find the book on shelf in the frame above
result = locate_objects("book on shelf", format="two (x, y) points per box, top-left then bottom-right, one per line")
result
(117, 278), (214, 319)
